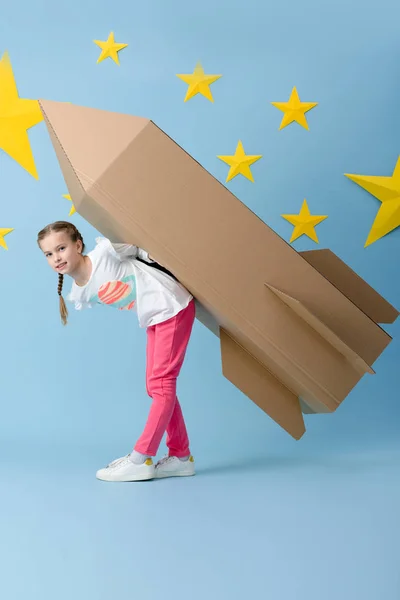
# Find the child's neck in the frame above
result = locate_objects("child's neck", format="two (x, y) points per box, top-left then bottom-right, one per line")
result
(73, 255), (92, 287)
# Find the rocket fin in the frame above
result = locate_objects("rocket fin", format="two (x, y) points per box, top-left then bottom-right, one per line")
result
(220, 328), (306, 440)
(265, 284), (375, 376)
(300, 249), (399, 325)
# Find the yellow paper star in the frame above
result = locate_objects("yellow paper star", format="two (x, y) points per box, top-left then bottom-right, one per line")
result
(0, 227), (14, 250)
(271, 87), (318, 130)
(281, 199), (327, 243)
(63, 193), (76, 216)
(217, 141), (262, 182)
(176, 62), (222, 102)
(94, 32), (128, 65)
(345, 156), (400, 247)
(0, 52), (43, 178)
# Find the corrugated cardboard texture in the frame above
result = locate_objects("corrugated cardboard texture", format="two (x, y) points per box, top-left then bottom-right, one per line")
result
(39, 100), (398, 439)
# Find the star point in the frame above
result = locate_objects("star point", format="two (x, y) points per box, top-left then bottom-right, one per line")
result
(0, 51), (43, 178)
(271, 87), (318, 131)
(94, 31), (128, 65)
(217, 140), (262, 182)
(281, 199), (327, 243)
(63, 193), (76, 216)
(0, 227), (14, 250)
(345, 156), (400, 246)
(176, 62), (222, 102)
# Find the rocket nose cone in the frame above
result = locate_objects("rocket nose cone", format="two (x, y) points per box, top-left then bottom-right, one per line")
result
(40, 100), (151, 195)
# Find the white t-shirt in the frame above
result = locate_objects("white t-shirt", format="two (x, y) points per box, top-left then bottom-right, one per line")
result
(66, 237), (193, 328)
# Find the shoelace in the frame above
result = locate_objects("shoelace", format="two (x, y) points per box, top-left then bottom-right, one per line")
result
(107, 455), (129, 468)
(156, 456), (174, 467)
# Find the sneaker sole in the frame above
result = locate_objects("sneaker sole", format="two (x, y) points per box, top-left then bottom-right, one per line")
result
(155, 470), (196, 479)
(96, 470), (155, 482)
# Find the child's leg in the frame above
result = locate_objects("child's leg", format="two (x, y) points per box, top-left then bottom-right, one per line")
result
(144, 327), (191, 457)
(166, 397), (190, 458)
(134, 299), (195, 457)
(145, 326), (156, 398)
(146, 332), (190, 457)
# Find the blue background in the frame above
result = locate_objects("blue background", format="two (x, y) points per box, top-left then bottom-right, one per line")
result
(1, 0), (399, 598)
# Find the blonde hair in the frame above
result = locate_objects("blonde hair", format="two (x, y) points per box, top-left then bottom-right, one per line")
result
(37, 221), (86, 326)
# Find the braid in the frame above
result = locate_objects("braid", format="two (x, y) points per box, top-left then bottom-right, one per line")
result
(77, 232), (84, 249)
(58, 273), (69, 326)
(57, 273), (64, 296)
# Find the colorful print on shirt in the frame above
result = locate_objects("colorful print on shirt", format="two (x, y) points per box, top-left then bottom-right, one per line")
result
(89, 274), (137, 310)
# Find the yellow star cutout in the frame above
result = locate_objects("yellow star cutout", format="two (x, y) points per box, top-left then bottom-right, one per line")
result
(0, 51), (43, 178)
(345, 156), (400, 247)
(94, 32), (128, 65)
(176, 62), (222, 102)
(0, 227), (14, 250)
(281, 199), (327, 243)
(63, 193), (76, 216)
(271, 87), (318, 130)
(217, 141), (262, 182)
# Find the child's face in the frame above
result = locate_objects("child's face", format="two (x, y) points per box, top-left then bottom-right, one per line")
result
(40, 231), (82, 276)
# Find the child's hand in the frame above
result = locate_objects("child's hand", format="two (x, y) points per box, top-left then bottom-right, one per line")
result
(149, 254), (166, 268)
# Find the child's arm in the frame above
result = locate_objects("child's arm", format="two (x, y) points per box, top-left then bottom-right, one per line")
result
(109, 242), (154, 263)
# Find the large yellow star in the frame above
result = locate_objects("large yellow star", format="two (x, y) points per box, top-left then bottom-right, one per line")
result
(281, 199), (327, 243)
(176, 62), (222, 102)
(63, 193), (76, 216)
(0, 52), (43, 179)
(345, 157), (400, 247)
(94, 32), (128, 65)
(0, 227), (14, 250)
(217, 141), (262, 182)
(271, 87), (318, 130)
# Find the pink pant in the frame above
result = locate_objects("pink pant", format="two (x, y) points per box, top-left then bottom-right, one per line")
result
(134, 299), (195, 457)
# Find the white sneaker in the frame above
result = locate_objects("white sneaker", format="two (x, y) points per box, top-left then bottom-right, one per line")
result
(155, 455), (195, 479)
(96, 454), (155, 482)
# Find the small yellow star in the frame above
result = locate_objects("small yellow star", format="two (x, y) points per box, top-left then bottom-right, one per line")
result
(271, 87), (318, 130)
(63, 193), (76, 216)
(281, 199), (327, 243)
(93, 32), (128, 65)
(345, 156), (400, 247)
(176, 62), (222, 102)
(0, 227), (14, 250)
(217, 141), (262, 182)
(0, 51), (43, 178)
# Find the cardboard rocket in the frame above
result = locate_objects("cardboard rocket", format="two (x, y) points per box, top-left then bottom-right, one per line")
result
(39, 100), (399, 440)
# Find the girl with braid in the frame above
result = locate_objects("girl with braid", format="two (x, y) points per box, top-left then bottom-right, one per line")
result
(37, 221), (196, 483)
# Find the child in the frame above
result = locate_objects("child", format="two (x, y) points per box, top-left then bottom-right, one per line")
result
(37, 220), (196, 483)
